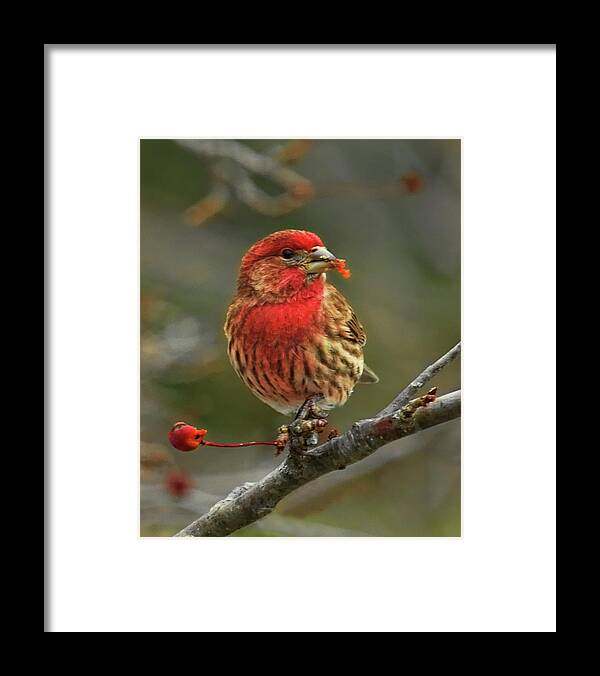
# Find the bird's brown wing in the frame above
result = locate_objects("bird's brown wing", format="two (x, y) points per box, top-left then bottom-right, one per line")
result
(324, 284), (379, 384)
(325, 284), (367, 346)
(345, 308), (367, 346)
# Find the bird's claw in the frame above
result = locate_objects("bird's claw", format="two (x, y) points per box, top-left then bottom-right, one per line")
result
(275, 398), (329, 456)
(293, 394), (325, 423)
(307, 402), (328, 419)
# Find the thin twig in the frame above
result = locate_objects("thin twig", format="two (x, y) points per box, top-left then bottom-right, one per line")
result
(376, 342), (461, 418)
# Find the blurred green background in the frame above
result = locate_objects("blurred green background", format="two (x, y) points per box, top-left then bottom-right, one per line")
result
(140, 139), (461, 537)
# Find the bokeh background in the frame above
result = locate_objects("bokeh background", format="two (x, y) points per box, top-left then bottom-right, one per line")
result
(140, 139), (460, 537)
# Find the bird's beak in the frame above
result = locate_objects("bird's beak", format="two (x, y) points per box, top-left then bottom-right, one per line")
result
(303, 246), (336, 274)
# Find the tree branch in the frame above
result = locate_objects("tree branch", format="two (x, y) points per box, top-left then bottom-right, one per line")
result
(176, 139), (315, 223)
(174, 344), (461, 537)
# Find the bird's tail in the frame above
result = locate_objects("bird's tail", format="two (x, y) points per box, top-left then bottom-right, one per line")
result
(359, 364), (379, 384)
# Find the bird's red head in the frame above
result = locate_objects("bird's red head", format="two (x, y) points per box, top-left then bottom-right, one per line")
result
(237, 230), (337, 301)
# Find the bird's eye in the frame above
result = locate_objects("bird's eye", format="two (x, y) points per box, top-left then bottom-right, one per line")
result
(280, 248), (295, 260)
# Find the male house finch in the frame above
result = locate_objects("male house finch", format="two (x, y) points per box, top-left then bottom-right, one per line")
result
(225, 230), (378, 417)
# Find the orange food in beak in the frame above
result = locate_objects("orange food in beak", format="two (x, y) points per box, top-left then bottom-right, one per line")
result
(331, 258), (351, 279)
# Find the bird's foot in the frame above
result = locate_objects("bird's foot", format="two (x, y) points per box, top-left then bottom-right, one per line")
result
(273, 395), (330, 456)
(307, 402), (328, 420)
(293, 394), (326, 423)
(291, 418), (329, 456)
(274, 415), (329, 457)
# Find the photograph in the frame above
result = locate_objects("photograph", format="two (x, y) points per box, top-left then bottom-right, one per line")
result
(140, 138), (461, 537)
